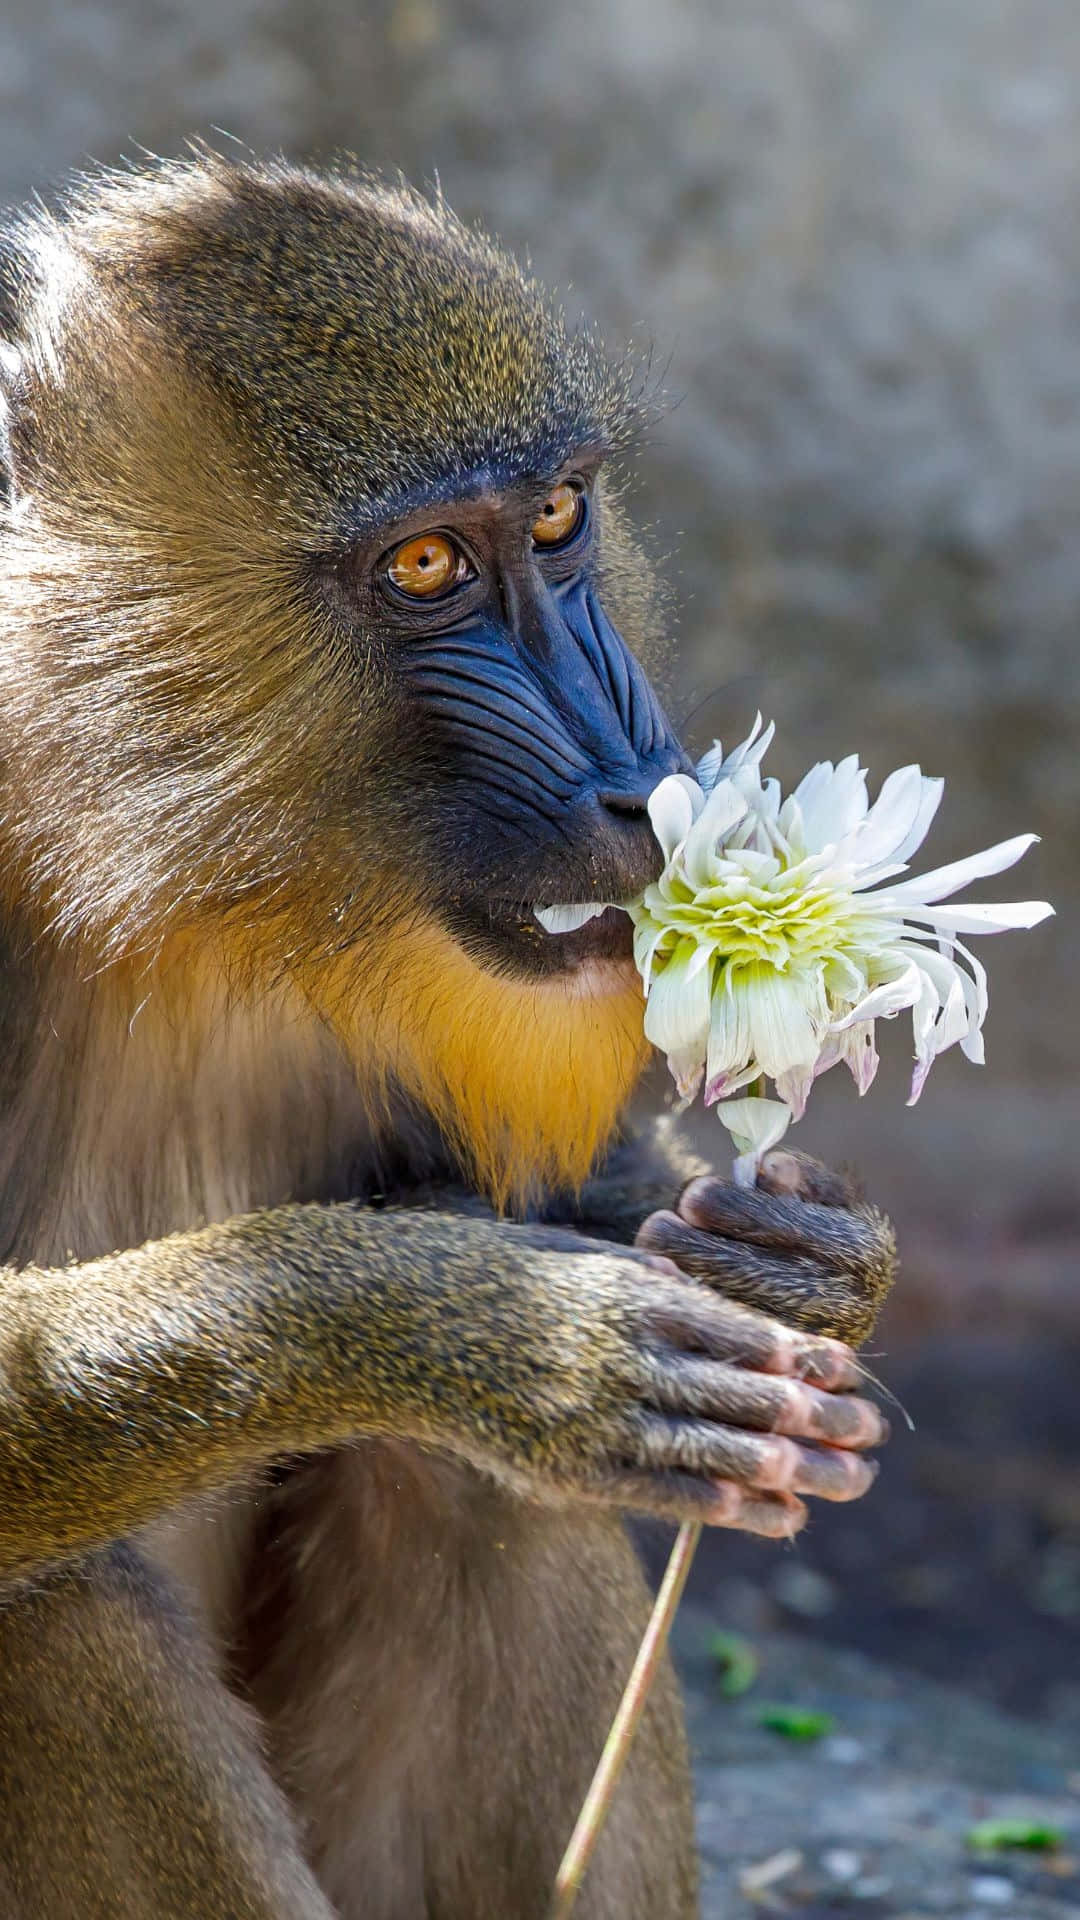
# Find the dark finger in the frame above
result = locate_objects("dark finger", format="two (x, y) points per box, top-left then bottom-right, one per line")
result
(673, 1181), (874, 1270)
(642, 1275), (863, 1391)
(643, 1355), (888, 1448)
(635, 1413), (880, 1501)
(638, 1208), (885, 1344)
(756, 1149), (859, 1209)
(584, 1469), (807, 1537)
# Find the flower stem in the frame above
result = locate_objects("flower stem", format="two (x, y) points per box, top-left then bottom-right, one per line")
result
(548, 1089), (769, 1917)
(547, 1518), (702, 1920)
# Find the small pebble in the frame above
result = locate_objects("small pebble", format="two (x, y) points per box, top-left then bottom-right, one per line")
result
(772, 1563), (837, 1617)
(823, 1849), (862, 1881)
(822, 1734), (865, 1765)
(854, 1876), (893, 1899)
(969, 1875), (1013, 1905)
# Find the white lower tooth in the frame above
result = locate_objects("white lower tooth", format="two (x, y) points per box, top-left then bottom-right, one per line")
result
(534, 903), (607, 935)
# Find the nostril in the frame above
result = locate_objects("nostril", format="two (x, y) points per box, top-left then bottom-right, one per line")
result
(599, 789), (650, 820)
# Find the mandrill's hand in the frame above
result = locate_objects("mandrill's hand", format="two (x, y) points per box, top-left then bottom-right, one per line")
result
(634, 1148), (897, 1348)
(623, 1148), (897, 1538)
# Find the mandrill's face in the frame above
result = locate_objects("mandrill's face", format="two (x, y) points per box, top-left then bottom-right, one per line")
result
(1, 160), (690, 1199)
(318, 453), (691, 997)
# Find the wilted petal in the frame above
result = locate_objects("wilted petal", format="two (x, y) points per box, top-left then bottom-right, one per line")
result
(703, 1062), (761, 1106)
(705, 974), (753, 1098)
(775, 1063), (815, 1121)
(668, 1051), (705, 1108)
(715, 1097), (793, 1188)
(842, 1020), (880, 1095)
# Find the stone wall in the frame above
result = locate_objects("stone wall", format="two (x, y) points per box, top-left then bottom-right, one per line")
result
(2, 0), (1076, 1255)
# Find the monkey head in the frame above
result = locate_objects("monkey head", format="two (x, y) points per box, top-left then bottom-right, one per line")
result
(0, 157), (692, 1202)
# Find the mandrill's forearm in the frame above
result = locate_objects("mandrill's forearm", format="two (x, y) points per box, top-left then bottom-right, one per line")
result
(0, 1201), (544, 1583)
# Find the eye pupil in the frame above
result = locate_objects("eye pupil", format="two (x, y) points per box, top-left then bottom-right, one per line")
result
(387, 532), (463, 599)
(532, 482), (584, 549)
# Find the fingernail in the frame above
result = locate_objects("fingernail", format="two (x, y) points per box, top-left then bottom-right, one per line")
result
(641, 1253), (680, 1277)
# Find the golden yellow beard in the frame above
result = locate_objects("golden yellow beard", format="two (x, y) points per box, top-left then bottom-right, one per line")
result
(325, 915), (651, 1215)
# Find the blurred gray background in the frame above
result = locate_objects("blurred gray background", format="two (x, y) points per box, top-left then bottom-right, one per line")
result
(2, 0), (1073, 1305)
(3, 5), (1080, 1905)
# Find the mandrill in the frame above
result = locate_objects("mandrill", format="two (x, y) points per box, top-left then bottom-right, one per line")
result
(0, 154), (894, 1919)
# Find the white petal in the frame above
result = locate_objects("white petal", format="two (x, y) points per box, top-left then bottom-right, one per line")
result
(904, 899), (1054, 935)
(668, 1051), (705, 1108)
(643, 942), (711, 1060)
(890, 775), (944, 866)
(952, 937), (989, 1061)
(646, 775), (703, 862)
(852, 765), (931, 871)
(832, 959), (924, 1028)
(534, 903), (607, 934)
(792, 755), (868, 853)
(685, 941), (715, 981)
(715, 1097), (793, 1188)
(632, 918), (669, 989)
(742, 965), (825, 1079)
(681, 779), (749, 888)
(704, 975), (753, 1101)
(906, 966), (941, 1105)
(695, 745), (724, 793)
(696, 714), (775, 791)
(841, 1021), (880, 1095)
(775, 1063), (816, 1121)
(880, 834), (1041, 906)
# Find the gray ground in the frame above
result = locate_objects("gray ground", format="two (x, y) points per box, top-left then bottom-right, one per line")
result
(676, 1616), (1080, 1920)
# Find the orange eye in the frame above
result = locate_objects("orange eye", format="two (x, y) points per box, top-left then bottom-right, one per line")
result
(532, 482), (584, 548)
(387, 532), (463, 598)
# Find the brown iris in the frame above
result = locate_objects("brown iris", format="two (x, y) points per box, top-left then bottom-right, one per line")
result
(387, 532), (463, 598)
(532, 482), (584, 548)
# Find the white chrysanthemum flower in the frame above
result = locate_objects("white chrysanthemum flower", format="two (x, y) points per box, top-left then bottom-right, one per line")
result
(628, 717), (1053, 1180)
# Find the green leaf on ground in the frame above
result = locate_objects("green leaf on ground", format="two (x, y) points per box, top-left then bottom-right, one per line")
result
(967, 1819), (1063, 1853)
(708, 1631), (759, 1697)
(754, 1704), (834, 1740)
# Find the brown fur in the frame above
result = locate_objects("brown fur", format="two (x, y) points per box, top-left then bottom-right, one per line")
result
(0, 152), (698, 1920)
(0, 153), (893, 1920)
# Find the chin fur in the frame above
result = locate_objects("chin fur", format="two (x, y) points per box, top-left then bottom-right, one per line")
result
(322, 913), (650, 1215)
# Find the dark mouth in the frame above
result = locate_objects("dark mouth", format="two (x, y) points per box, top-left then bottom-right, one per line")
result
(441, 898), (636, 980)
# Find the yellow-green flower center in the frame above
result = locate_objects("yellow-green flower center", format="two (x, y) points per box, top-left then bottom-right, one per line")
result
(642, 857), (859, 977)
